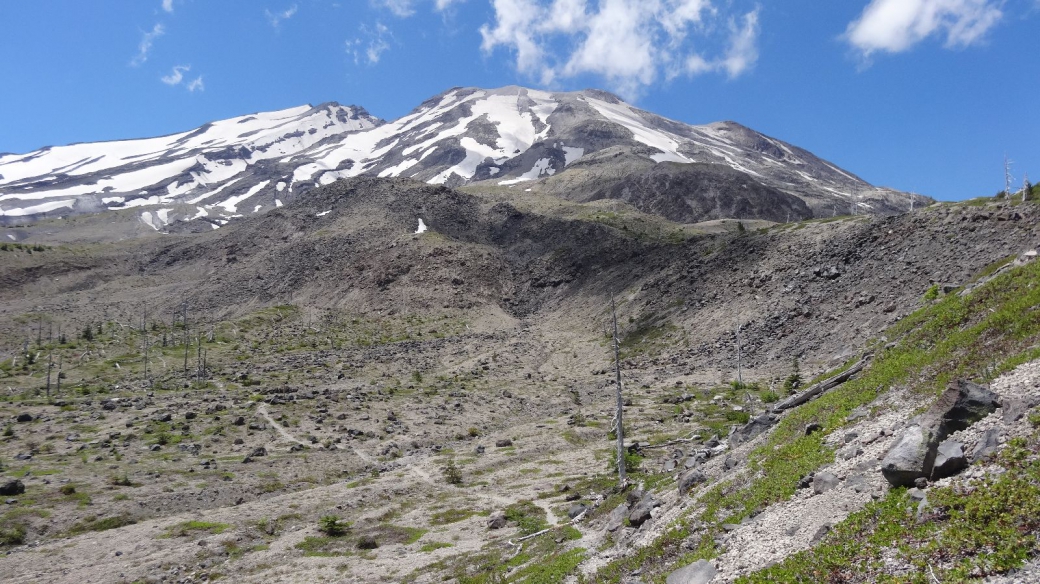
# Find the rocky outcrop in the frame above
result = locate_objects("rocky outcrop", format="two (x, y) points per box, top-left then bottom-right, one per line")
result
(881, 380), (1000, 486)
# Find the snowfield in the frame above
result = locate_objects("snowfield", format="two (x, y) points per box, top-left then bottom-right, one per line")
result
(0, 86), (883, 227)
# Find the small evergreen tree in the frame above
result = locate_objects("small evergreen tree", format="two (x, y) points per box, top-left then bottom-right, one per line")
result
(783, 357), (802, 394)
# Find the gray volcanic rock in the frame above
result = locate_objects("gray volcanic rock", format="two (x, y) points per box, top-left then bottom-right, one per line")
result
(666, 560), (717, 584)
(882, 380), (1001, 486)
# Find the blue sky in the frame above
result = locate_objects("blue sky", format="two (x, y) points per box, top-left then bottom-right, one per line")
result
(0, 0), (1037, 201)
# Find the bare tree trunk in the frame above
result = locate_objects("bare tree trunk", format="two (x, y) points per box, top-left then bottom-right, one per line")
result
(736, 324), (743, 386)
(143, 309), (150, 385)
(183, 302), (190, 375)
(46, 353), (53, 398)
(1005, 154), (1014, 199)
(611, 293), (626, 487)
(197, 332), (203, 385)
(56, 355), (62, 394)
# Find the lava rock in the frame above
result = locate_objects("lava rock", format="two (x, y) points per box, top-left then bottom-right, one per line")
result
(812, 472), (839, 495)
(665, 559), (717, 584)
(678, 468), (707, 495)
(628, 494), (657, 528)
(970, 428), (1000, 462)
(487, 512), (507, 530)
(881, 379), (1000, 487)
(930, 440), (967, 480)
(605, 503), (630, 532)
(0, 480), (25, 496)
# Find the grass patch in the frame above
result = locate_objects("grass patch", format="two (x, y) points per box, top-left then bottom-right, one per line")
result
(741, 433), (1040, 582)
(164, 520), (230, 537)
(430, 508), (477, 525)
(504, 500), (549, 536)
(68, 514), (136, 535)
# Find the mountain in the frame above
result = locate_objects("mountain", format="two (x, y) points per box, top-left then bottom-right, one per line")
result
(0, 86), (920, 229)
(0, 174), (1037, 583)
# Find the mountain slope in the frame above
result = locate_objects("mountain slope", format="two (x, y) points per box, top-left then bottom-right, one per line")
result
(0, 87), (920, 229)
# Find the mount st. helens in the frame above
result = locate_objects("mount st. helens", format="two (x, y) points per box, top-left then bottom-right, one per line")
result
(0, 86), (920, 230)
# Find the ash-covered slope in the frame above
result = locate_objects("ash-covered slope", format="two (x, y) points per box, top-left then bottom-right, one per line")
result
(0, 86), (919, 228)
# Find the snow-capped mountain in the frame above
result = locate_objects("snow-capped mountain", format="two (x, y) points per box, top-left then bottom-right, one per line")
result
(0, 86), (916, 228)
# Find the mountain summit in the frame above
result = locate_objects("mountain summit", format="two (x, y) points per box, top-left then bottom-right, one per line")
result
(0, 86), (917, 228)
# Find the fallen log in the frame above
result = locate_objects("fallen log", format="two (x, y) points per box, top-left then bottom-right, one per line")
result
(772, 354), (872, 412)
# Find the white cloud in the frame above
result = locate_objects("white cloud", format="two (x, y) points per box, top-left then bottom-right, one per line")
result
(721, 9), (759, 78)
(378, 0), (418, 17)
(844, 0), (1003, 57)
(376, 0), (466, 16)
(161, 0), (174, 13)
(161, 65), (190, 86)
(480, 0), (759, 98)
(130, 23), (165, 67)
(187, 76), (205, 92)
(265, 4), (299, 28)
(347, 22), (394, 64)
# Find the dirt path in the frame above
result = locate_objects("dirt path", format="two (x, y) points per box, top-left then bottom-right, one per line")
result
(256, 403), (309, 447)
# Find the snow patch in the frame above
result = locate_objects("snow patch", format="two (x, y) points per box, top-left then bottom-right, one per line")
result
(316, 210), (331, 217)
(276, 181), (286, 192)
(415, 218), (428, 234)
(562, 146), (584, 165)
(217, 180), (270, 213)
(275, 199), (283, 208)
(0, 199), (75, 216)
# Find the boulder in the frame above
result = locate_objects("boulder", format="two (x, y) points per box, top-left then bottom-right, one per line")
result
(970, 428), (1000, 462)
(605, 502), (630, 532)
(1002, 396), (1039, 423)
(729, 414), (776, 446)
(567, 503), (587, 519)
(628, 494), (657, 528)
(812, 472), (839, 495)
(0, 480), (25, 496)
(495, 439), (513, 448)
(924, 380), (1001, 437)
(487, 512), (507, 530)
(666, 559), (717, 584)
(881, 380), (1000, 487)
(930, 440), (967, 479)
(881, 424), (940, 487)
(15, 413), (32, 423)
(678, 469), (707, 495)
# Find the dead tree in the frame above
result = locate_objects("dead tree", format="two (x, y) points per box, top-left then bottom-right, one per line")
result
(56, 355), (63, 394)
(1004, 154), (1012, 198)
(183, 302), (190, 375)
(46, 353), (53, 398)
(735, 323), (743, 387)
(142, 309), (150, 385)
(610, 294), (626, 487)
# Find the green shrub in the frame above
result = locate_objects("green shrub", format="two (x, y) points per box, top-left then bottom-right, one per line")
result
(318, 515), (348, 537)
(0, 523), (26, 545)
(443, 460), (463, 485)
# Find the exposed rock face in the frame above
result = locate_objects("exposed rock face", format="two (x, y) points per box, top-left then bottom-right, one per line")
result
(881, 380), (1001, 486)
